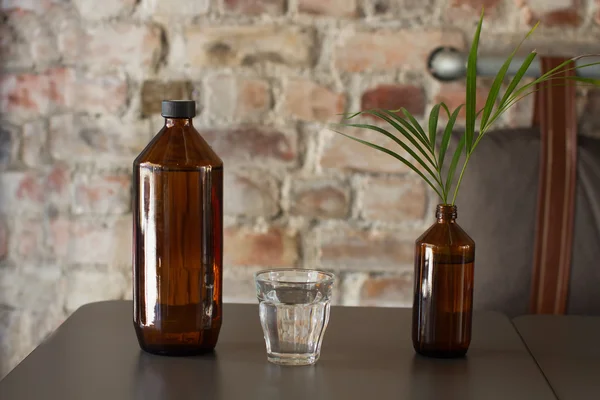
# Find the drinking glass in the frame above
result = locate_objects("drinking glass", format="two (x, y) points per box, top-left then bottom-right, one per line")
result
(254, 269), (335, 366)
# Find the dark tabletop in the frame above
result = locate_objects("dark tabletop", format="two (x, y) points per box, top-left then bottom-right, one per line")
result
(513, 315), (600, 400)
(0, 301), (555, 400)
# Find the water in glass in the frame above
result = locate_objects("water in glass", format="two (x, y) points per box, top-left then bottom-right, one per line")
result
(255, 269), (334, 366)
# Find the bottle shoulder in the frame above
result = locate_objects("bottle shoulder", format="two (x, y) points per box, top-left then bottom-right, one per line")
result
(134, 125), (223, 169)
(416, 221), (475, 248)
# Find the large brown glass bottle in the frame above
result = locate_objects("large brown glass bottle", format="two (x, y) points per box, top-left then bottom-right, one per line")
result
(133, 100), (223, 356)
(412, 204), (475, 358)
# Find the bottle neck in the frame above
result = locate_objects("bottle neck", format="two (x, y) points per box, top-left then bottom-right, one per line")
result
(436, 204), (457, 223)
(165, 118), (192, 128)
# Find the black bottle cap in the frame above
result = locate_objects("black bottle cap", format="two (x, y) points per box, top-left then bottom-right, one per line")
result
(161, 100), (196, 118)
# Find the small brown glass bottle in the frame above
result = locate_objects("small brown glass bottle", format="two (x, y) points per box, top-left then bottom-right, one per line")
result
(412, 204), (475, 358)
(133, 100), (223, 356)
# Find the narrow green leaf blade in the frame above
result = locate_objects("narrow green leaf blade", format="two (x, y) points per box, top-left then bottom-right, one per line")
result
(337, 122), (441, 185)
(331, 129), (445, 200)
(480, 23), (539, 131)
(440, 103), (452, 118)
(428, 104), (441, 151)
(438, 105), (463, 169)
(445, 133), (466, 199)
(366, 109), (438, 168)
(400, 108), (428, 144)
(380, 109), (431, 151)
(465, 10), (484, 154)
(499, 52), (537, 107)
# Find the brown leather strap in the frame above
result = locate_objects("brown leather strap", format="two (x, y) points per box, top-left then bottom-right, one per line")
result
(530, 57), (578, 315)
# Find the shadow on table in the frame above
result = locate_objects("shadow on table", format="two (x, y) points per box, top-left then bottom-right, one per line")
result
(408, 354), (470, 399)
(134, 348), (324, 400)
(135, 351), (221, 399)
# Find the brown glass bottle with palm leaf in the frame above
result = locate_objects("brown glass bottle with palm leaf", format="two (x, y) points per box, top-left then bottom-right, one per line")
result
(133, 100), (223, 356)
(333, 10), (600, 358)
(412, 205), (474, 358)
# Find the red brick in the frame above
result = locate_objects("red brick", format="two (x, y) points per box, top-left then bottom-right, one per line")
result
(73, 0), (136, 20)
(202, 126), (297, 166)
(0, 68), (119, 120)
(144, 0), (210, 17)
(361, 84), (425, 118)
(206, 75), (272, 120)
(433, 82), (490, 121)
(70, 217), (131, 265)
(362, 176), (427, 222)
(46, 163), (70, 195)
(0, 165), (70, 213)
(224, 171), (279, 217)
(45, 67), (72, 108)
(358, 272), (413, 307)
(0, 72), (50, 119)
(320, 129), (412, 174)
(335, 30), (465, 73)
(290, 178), (350, 219)
(224, 0), (285, 15)
(48, 114), (151, 163)
(298, 0), (357, 17)
(78, 23), (163, 72)
(282, 79), (346, 122)
(42, 163), (72, 213)
(0, 171), (44, 213)
(0, 218), (7, 261)
(21, 120), (48, 167)
(72, 173), (131, 215)
(237, 79), (271, 116)
(521, 0), (582, 27)
(185, 25), (316, 68)
(320, 227), (414, 270)
(224, 226), (298, 267)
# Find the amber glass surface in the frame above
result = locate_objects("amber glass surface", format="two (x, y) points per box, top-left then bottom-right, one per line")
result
(133, 118), (223, 356)
(412, 204), (475, 358)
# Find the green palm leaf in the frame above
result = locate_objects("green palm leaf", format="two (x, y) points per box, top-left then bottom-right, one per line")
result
(400, 108), (429, 145)
(428, 104), (441, 151)
(366, 110), (438, 168)
(439, 104), (463, 170)
(333, 122), (442, 187)
(465, 10), (484, 154)
(446, 133), (466, 200)
(380, 109), (433, 152)
(330, 129), (445, 200)
(479, 23), (539, 132)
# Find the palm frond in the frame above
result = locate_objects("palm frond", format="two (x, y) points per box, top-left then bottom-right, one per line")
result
(331, 9), (600, 206)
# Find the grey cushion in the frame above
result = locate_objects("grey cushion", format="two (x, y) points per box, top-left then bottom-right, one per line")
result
(451, 128), (600, 317)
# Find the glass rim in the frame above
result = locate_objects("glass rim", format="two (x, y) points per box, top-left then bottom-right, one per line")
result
(254, 268), (335, 285)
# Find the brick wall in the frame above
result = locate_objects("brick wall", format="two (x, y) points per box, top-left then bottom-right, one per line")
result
(1, 0), (600, 376)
